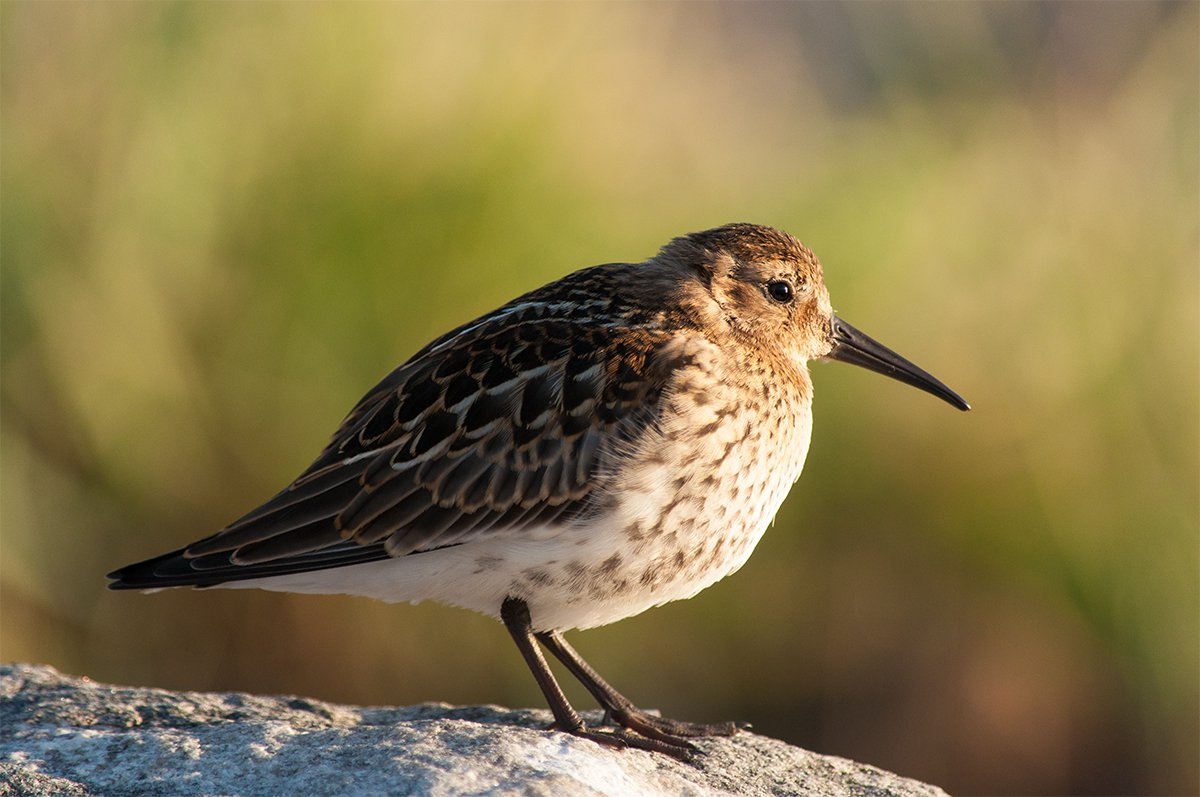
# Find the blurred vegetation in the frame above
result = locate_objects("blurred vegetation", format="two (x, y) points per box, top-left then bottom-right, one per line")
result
(2, 3), (1196, 794)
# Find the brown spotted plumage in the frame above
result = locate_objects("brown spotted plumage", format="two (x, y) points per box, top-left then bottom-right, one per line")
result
(109, 223), (968, 759)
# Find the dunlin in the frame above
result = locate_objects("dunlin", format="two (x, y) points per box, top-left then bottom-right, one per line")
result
(109, 223), (969, 759)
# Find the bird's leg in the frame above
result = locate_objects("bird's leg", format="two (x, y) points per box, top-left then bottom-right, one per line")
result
(500, 597), (695, 760)
(536, 630), (743, 741)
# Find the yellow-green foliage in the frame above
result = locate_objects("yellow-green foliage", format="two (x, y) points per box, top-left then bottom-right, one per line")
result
(2, 4), (1195, 794)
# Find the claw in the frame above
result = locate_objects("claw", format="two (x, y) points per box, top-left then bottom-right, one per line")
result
(611, 707), (742, 740)
(555, 722), (696, 762)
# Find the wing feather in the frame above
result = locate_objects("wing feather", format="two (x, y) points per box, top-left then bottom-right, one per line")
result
(108, 273), (684, 590)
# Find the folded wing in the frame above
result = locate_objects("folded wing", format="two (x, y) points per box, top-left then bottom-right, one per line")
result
(108, 294), (677, 589)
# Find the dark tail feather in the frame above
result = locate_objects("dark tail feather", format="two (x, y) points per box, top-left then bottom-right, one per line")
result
(107, 546), (228, 589)
(106, 541), (394, 590)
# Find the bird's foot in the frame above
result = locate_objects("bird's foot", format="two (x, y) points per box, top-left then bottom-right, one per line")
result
(554, 720), (697, 762)
(602, 705), (746, 739)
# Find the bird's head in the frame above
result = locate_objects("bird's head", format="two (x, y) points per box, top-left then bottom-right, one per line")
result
(662, 223), (970, 411)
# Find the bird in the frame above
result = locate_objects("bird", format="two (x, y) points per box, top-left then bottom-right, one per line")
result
(108, 223), (969, 760)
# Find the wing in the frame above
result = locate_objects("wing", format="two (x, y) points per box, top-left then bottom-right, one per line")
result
(108, 291), (681, 589)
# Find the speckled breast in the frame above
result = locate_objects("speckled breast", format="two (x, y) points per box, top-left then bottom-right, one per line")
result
(525, 341), (815, 630)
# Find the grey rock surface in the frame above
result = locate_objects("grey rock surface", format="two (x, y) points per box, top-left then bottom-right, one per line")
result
(1, 663), (948, 797)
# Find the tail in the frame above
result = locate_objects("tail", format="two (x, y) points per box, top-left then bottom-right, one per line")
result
(107, 545), (226, 590)
(106, 539), (392, 590)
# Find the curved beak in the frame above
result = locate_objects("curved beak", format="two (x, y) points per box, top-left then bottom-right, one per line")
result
(825, 315), (970, 411)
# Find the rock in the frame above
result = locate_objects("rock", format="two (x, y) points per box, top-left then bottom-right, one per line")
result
(1, 663), (948, 797)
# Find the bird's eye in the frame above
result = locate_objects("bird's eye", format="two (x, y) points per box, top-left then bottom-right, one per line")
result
(766, 280), (794, 304)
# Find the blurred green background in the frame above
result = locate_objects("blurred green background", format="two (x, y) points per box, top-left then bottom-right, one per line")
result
(2, 3), (1196, 794)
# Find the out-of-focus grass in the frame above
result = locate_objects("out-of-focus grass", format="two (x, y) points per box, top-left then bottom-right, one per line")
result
(2, 3), (1196, 794)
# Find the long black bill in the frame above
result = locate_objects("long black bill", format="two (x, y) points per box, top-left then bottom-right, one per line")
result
(826, 316), (970, 411)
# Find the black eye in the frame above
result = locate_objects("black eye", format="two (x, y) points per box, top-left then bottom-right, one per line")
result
(766, 280), (794, 303)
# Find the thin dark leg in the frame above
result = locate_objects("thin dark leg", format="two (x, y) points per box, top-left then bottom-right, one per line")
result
(500, 597), (695, 760)
(537, 630), (743, 741)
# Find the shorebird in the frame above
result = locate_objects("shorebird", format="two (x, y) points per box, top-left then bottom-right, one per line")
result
(109, 223), (969, 759)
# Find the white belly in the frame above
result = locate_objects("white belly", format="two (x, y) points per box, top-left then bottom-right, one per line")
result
(227, 373), (814, 632)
